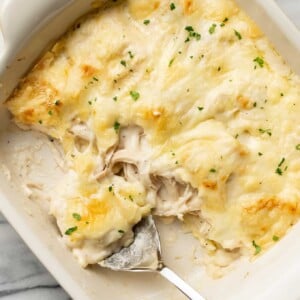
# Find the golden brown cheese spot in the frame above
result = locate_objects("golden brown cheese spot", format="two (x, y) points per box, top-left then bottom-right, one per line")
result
(242, 197), (300, 246)
(237, 95), (251, 110)
(128, 0), (160, 19)
(200, 0), (239, 20)
(182, 0), (195, 15)
(33, 52), (55, 72)
(202, 180), (218, 190)
(81, 64), (98, 78)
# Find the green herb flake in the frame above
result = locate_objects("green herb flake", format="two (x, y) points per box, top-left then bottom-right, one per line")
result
(88, 101), (92, 105)
(113, 96), (118, 102)
(273, 235), (279, 242)
(209, 24), (217, 34)
(108, 185), (113, 192)
(93, 77), (99, 81)
(118, 229), (125, 234)
(258, 128), (272, 136)
(198, 106), (204, 111)
(169, 58), (175, 67)
(130, 90), (140, 101)
(170, 2), (176, 10)
(48, 111), (53, 116)
(253, 56), (264, 68)
(65, 226), (78, 236)
(275, 167), (283, 176)
(38, 120), (43, 124)
(120, 60), (126, 67)
(258, 152), (263, 156)
(210, 168), (216, 173)
(114, 121), (121, 133)
(72, 213), (81, 221)
(185, 26), (194, 32)
(280, 93), (284, 97)
(129, 195), (134, 201)
(55, 100), (61, 106)
(184, 26), (201, 41)
(252, 240), (261, 255)
(234, 29), (242, 40)
(278, 157), (285, 167)
(128, 51), (134, 59)
(295, 144), (300, 150)
(143, 19), (150, 25)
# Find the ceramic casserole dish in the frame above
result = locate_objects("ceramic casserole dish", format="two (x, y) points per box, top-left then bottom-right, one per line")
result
(0, 0), (299, 299)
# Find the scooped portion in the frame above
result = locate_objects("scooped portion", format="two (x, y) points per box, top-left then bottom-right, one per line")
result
(6, 0), (300, 272)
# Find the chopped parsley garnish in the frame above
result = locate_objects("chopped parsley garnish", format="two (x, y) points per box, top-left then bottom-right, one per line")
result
(275, 157), (286, 176)
(55, 100), (60, 106)
(72, 213), (81, 221)
(252, 240), (261, 255)
(118, 229), (125, 234)
(280, 93), (284, 97)
(209, 24), (217, 34)
(38, 120), (43, 124)
(113, 96), (118, 102)
(128, 51), (134, 59)
(210, 168), (216, 173)
(170, 2), (176, 10)
(120, 60), (126, 67)
(296, 144), (300, 150)
(258, 128), (272, 136)
(175, 160), (179, 165)
(184, 26), (201, 41)
(198, 106), (204, 111)
(220, 17), (229, 27)
(253, 102), (257, 107)
(114, 121), (121, 133)
(88, 100), (92, 105)
(217, 66), (221, 71)
(129, 195), (134, 201)
(278, 157), (285, 167)
(93, 77), (99, 81)
(65, 226), (78, 236)
(234, 29), (242, 40)
(169, 58), (175, 67)
(258, 152), (263, 156)
(48, 111), (53, 116)
(185, 26), (194, 32)
(253, 56), (264, 68)
(130, 90), (140, 101)
(108, 185), (113, 192)
(273, 235), (279, 241)
(143, 19), (150, 25)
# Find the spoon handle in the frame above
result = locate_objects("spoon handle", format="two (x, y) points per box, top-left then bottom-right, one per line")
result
(159, 266), (206, 300)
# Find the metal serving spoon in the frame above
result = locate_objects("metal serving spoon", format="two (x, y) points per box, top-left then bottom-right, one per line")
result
(100, 216), (206, 300)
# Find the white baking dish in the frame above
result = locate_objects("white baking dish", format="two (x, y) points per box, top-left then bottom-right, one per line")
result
(0, 1), (299, 299)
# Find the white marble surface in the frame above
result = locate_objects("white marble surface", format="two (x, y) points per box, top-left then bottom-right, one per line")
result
(0, 1), (299, 299)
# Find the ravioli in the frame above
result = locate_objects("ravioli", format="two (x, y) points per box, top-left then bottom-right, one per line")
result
(6, 0), (300, 270)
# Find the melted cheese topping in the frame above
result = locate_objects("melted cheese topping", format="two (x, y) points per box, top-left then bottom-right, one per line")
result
(6, 0), (300, 269)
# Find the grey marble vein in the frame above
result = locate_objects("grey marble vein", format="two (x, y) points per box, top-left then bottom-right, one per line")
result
(0, 1), (299, 300)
